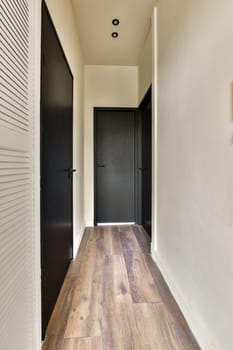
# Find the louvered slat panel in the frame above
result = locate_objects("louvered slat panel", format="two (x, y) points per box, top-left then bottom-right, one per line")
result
(0, 274), (30, 348)
(0, 0), (29, 135)
(0, 108), (29, 132)
(0, 95), (29, 122)
(0, 179), (29, 190)
(0, 66), (28, 98)
(0, 23), (29, 66)
(1, 85), (29, 112)
(1, 0), (29, 44)
(0, 7), (29, 54)
(0, 173), (30, 182)
(0, 77), (29, 105)
(0, 83), (29, 112)
(0, 35), (28, 75)
(0, 149), (31, 350)
(0, 211), (29, 237)
(0, 0), (34, 347)
(0, 169), (30, 176)
(0, 194), (30, 214)
(0, 49), (28, 87)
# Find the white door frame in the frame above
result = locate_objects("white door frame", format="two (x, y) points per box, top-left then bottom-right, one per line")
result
(31, 0), (42, 348)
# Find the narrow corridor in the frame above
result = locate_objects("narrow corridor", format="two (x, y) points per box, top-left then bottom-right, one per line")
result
(42, 226), (200, 349)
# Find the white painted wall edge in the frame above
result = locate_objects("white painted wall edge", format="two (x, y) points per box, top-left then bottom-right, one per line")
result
(32, 0), (42, 348)
(151, 6), (158, 253)
(73, 221), (86, 259)
(151, 246), (218, 350)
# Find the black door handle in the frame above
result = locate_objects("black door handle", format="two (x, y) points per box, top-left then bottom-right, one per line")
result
(97, 165), (105, 168)
(64, 168), (77, 178)
(138, 168), (148, 171)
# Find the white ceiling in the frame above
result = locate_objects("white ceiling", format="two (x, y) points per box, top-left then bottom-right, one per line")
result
(72, 0), (156, 66)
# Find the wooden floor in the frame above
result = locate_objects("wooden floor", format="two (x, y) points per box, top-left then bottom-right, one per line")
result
(42, 225), (200, 350)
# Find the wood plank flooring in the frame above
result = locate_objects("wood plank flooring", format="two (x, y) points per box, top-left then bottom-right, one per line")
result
(42, 225), (200, 350)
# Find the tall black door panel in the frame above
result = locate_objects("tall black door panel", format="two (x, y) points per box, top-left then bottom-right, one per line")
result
(41, 3), (73, 338)
(95, 109), (136, 224)
(139, 87), (152, 236)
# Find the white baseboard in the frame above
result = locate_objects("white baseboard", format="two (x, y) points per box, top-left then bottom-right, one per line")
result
(85, 221), (94, 227)
(73, 221), (86, 259)
(97, 222), (135, 226)
(151, 246), (218, 350)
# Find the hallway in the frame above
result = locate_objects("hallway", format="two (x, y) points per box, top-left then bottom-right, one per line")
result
(42, 226), (200, 349)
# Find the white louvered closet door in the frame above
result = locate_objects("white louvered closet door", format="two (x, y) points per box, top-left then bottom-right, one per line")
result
(0, 0), (36, 349)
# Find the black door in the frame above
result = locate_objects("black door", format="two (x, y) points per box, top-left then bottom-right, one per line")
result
(41, 3), (74, 338)
(94, 109), (136, 224)
(139, 88), (152, 236)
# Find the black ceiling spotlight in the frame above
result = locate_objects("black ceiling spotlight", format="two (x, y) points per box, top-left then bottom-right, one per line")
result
(112, 18), (120, 26)
(112, 32), (119, 38)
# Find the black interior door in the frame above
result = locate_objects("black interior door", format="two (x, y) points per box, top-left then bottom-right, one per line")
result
(41, 3), (74, 338)
(95, 109), (136, 224)
(139, 88), (152, 236)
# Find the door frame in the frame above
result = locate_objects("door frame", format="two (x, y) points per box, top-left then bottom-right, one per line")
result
(93, 107), (138, 226)
(40, 1), (74, 338)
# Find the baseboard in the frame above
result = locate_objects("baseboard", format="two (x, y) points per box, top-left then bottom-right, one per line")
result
(151, 246), (218, 350)
(73, 221), (86, 259)
(85, 221), (94, 227)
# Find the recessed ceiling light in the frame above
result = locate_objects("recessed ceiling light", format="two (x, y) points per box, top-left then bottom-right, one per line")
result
(112, 32), (119, 38)
(112, 18), (120, 26)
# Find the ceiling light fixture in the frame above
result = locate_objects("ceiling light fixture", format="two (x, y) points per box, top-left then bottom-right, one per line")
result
(112, 18), (120, 26)
(112, 32), (119, 38)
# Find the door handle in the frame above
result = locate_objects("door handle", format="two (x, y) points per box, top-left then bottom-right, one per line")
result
(97, 165), (105, 168)
(64, 168), (77, 178)
(139, 167), (146, 171)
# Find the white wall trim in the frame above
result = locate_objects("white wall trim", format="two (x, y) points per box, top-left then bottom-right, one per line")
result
(151, 7), (158, 253)
(151, 247), (218, 350)
(73, 222), (86, 259)
(31, 0), (42, 349)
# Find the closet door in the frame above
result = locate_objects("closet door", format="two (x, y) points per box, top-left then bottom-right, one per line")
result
(41, 3), (74, 337)
(138, 87), (152, 236)
(0, 0), (35, 348)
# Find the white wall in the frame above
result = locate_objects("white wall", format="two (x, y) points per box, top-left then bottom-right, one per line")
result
(45, 0), (85, 254)
(152, 1), (233, 349)
(84, 65), (138, 226)
(138, 28), (152, 104)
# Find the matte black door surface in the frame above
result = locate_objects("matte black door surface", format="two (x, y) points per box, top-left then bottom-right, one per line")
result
(139, 88), (152, 236)
(41, 3), (73, 338)
(95, 109), (136, 224)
